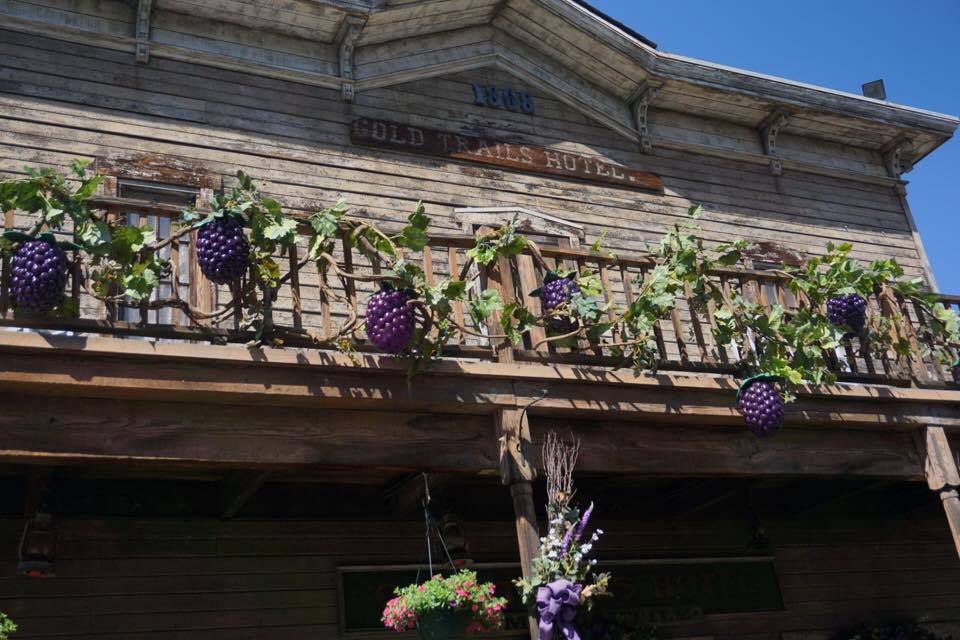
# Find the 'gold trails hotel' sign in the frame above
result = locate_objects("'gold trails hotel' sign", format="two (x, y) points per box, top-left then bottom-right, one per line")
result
(351, 118), (663, 192)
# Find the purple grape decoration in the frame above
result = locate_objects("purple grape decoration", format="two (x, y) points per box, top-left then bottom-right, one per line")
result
(540, 276), (580, 333)
(366, 287), (416, 354)
(737, 377), (785, 437)
(826, 293), (867, 333)
(196, 217), (249, 284)
(10, 239), (68, 314)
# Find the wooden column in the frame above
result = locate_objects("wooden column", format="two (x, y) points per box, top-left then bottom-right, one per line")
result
(497, 407), (539, 640)
(919, 426), (960, 558)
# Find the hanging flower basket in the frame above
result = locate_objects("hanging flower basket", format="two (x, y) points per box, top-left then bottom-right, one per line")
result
(415, 609), (470, 640)
(381, 570), (507, 637)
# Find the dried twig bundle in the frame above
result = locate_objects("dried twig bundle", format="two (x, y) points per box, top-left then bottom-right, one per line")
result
(542, 431), (580, 510)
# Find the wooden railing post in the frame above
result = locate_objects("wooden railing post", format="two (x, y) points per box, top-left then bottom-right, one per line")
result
(918, 426), (960, 559)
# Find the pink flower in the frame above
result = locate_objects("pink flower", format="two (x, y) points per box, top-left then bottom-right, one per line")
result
(417, 585), (426, 592)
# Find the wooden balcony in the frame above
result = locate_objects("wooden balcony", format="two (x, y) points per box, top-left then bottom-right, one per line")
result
(0, 198), (959, 489)
(0, 197), (957, 387)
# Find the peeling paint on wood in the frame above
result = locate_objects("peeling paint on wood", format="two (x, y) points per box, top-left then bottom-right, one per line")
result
(97, 153), (219, 189)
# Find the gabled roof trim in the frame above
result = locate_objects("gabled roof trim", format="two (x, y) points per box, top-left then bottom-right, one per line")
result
(537, 0), (958, 132)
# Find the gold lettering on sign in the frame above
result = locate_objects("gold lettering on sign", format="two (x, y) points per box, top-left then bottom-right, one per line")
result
(350, 118), (664, 192)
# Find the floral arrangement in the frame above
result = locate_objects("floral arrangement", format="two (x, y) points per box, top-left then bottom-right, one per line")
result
(381, 570), (507, 634)
(0, 612), (15, 639)
(837, 622), (952, 640)
(516, 432), (609, 640)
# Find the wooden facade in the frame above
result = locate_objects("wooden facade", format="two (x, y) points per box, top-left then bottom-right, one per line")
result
(0, 1), (959, 638)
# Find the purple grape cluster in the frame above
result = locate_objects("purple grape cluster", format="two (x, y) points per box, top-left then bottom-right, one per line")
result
(10, 239), (68, 314)
(826, 293), (867, 333)
(196, 217), (249, 284)
(366, 288), (415, 353)
(541, 277), (580, 332)
(738, 379), (785, 437)
(952, 362), (960, 384)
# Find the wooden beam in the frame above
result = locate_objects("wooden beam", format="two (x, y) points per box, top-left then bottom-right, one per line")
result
(0, 394), (498, 473)
(539, 418), (925, 479)
(918, 426), (960, 558)
(1, 332), (960, 429)
(220, 470), (271, 519)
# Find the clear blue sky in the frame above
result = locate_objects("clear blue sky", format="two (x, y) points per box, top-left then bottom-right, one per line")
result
(591, 0), (960, 292)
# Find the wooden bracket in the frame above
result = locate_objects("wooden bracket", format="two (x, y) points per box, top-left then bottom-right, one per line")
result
(628, 81), (662, 154)
(336, 16), (366, 102)
(133, 0), (153, 64)
(759, 108), (790, 176)
(495, 408), (537, 486)
(220, 470), (271, 519)
(917, 426), (960, 559)
(881, 134), (915, 180)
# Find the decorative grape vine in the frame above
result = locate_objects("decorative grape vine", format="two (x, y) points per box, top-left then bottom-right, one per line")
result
(2, 165), (958, 435)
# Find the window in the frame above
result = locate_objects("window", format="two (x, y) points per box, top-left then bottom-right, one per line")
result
(115, 180), (201, 325)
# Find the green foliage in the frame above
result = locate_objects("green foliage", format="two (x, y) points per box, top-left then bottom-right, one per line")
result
(466, 214), (528, 266)
(86, 222), (167, 303)
(394, 201), (430, 252)
(0, 163), (168, 308)
(0, 612), (15, 640)
(704, 235), (960, 395)
(0, 160), (103, 235)
(468, 288), (503, 327)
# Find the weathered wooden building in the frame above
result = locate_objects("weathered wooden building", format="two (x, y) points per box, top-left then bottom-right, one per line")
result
(0, 0), (959, 638)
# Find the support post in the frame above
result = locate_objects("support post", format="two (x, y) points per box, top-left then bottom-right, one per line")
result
(919, 426), (960, 558)
(497, 408), (539, 639)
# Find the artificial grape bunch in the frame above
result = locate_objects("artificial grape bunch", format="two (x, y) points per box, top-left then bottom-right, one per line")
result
(366, 287), (416, 354)
(541, 276), (580, 333)
(826, 293), (867, 333)
(738, 378), (785, 437)
(196, 217), (249, 285)
(10, 239), (69, 314)
(952, 361), (960, 384)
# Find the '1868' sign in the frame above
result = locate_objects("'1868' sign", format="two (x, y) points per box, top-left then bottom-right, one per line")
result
(351, 118), (664, 192)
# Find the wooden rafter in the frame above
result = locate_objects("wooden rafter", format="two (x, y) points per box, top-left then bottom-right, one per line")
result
(220, 470), (272, 519)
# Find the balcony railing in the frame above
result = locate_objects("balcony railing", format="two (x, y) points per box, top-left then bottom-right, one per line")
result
(1, 198), (957, 386)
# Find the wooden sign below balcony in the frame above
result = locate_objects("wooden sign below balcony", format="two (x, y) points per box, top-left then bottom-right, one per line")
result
(351, 118), (664, 192)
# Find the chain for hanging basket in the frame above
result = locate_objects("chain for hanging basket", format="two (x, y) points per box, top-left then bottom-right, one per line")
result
(418, 473), (457, 582)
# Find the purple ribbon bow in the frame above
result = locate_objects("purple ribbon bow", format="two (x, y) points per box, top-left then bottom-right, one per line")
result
(536, 579), (581, 640)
